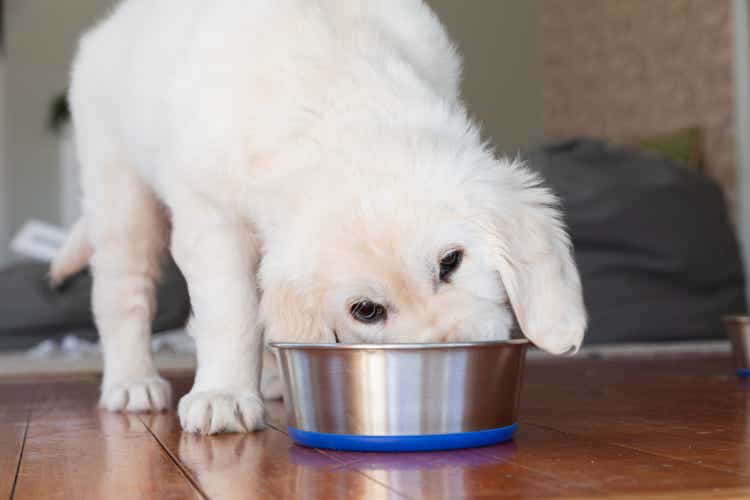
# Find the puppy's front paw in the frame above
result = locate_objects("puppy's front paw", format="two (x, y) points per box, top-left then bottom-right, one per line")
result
(100, 377), (173, 412)
(178, 390), (265, 435)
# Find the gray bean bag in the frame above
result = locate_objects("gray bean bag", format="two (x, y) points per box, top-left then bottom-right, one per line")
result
(0, 257), (190, 350)
(525, 138), (746, 343)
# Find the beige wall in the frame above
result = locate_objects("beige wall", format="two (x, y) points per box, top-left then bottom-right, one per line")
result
(428, 0), (544, 155)
(541, 0), (736, 215)
(5, 0), (112, 242)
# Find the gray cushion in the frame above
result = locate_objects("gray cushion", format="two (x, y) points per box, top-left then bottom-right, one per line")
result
(0, 257), (190, 350)
(525, 138), (746, 343)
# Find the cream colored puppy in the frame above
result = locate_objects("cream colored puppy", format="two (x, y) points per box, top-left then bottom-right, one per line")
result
(51, 0), (586, 435)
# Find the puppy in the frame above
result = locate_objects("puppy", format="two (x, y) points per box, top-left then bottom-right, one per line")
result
(51, 0), (586, 435)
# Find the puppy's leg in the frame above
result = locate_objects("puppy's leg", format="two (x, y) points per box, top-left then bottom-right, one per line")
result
(170, 199), (264, 434)
(87, 163), (171, 412)
(261, 349), (283, 400)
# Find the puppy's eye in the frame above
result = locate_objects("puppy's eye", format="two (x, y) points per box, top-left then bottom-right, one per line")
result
(350, 300), (387, 324)
(439, 249), (463, 282)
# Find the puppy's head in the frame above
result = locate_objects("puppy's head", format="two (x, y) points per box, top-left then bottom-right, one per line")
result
(259, 138), (586, 354)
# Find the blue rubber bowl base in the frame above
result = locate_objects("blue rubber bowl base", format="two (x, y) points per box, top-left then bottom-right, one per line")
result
(737, 368), (750, 378)
(288, 423), (518, 452)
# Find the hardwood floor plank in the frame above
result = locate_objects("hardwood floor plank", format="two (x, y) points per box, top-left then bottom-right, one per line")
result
(522, 417), (750, 478)
(264, 381), (595, 498)
(0, 382), (35, 424)
(254, 360), (750, 499)
(1, 421), (27, 500)
(145, 379), (405, 499)
(320, 446), (596, 499)
(141, 411), (406, 500)
(554, 487), (750, 500)
(0, 382), (33, 500)
(3, 356), (749, 499)
(521, 357), (750, 479)
(11, 379), (202, 500)
(482, 424), (750, 497)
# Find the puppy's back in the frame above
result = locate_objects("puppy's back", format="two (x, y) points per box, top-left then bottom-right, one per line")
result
(69, 0), (461, 183)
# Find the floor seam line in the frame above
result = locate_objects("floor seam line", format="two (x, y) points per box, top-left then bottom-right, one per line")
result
(265, 421), (287, 434)
(348, 467), (415, 500)
(502, 460), (603, 495)
(250, 422), (407, 497)
(8, 389), (34, 500)
(315, 448), (369, 468)
(607, 440), (750, 479)
(523, 420), (750, 479)
(137, 415), (210, 500)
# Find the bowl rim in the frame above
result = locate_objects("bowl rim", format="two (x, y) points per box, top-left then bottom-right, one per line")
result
(268, 339), (530, 350)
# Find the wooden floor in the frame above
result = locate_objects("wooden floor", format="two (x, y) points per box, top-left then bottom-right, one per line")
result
(2, 356), (750, 499)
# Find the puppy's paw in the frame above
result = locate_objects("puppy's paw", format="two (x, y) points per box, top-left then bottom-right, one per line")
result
(178, 390), (265, 435)
(100, 377), (173, 412)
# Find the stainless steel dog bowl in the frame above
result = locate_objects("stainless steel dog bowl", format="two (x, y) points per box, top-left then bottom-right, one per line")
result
(723, 315), (750, 378)
(270, 340), (528, 452)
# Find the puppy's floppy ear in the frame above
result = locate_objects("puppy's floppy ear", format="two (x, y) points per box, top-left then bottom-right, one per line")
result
(477, 160), (587, 354)
(259, 280), (336, 343)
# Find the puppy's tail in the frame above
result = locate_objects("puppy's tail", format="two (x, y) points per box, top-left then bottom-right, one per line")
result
(49, 218), (93, 288)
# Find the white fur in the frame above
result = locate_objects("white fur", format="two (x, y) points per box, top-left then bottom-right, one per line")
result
(59, 0), (586, 434)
